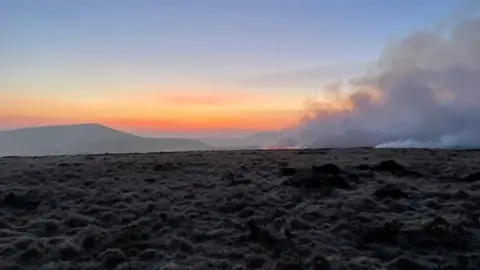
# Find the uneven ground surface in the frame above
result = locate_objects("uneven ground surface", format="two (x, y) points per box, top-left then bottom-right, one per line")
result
(1, 148), (480, 269)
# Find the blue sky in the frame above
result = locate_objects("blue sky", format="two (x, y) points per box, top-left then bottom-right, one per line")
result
(0, 0), (469, 135)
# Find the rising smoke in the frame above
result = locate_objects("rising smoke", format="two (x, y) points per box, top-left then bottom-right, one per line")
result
(280, 12), (480, 149)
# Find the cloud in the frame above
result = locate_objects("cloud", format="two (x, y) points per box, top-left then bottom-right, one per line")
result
(273, 13), (480, 149)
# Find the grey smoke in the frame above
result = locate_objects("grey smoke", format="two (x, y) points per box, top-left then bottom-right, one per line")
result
(283, 16), (480, 149)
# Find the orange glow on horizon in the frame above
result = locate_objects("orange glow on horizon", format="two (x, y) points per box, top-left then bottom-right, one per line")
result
(103, 109), (302, 131)
(0, 109), (301, 132)
(1, 83), (306, 131)
(1, 83), (382, 132)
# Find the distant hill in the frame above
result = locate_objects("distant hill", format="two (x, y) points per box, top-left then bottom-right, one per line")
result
(0, 124), (210, 157)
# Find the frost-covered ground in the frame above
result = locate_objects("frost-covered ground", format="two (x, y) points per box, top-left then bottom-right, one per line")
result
(0, 148), (479, 269)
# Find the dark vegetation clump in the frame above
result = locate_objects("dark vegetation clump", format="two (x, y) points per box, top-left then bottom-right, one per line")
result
(374, 160), (407, 172)
(279, 167), (296, 176)
(310, 254), (331, 270)
(387, 256), (431, 270)
(58, 243), (80, 261)
(2, 192), (40, 210)
(374, 184), (409, 199)
(283, 164), (350, 189)
(362, 219), (404, 243)
(355, 163), (372, 170)
(373, 160), (422, 177)
(418, 216), (473, 249)
(221, 171), (252, 186)
(462, 171), (480, 182)
(312, 163), (341, 175)
(246, 219), (278, 247)
(99, 248), (126, 268)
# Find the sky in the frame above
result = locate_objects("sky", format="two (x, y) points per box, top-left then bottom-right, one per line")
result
(0, 0), (467, 137)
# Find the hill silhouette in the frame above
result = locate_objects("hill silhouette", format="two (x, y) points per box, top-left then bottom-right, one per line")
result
(0, 123), (210, 156)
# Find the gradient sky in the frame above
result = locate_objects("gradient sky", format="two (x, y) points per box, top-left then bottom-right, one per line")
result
(1, 0), (466, 137)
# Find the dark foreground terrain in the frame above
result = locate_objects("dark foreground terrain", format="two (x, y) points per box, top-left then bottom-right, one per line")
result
(0, 148), (479, 269)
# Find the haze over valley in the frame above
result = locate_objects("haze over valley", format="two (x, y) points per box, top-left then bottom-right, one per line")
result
(0, 124), (210, 157)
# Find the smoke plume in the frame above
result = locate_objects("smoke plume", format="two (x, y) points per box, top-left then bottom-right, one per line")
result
(283, 15), (480, 149)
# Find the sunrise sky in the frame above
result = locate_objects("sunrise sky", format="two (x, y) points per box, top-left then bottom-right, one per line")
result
(1, 0), (465, 137)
